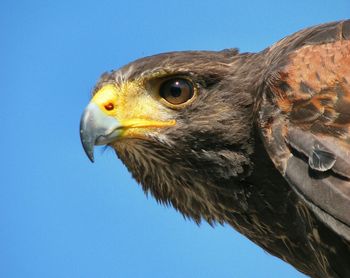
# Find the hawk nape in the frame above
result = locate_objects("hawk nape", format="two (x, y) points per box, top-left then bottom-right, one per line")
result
(80, 20), (350, 278)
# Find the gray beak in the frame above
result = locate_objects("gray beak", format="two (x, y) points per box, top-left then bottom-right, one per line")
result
(80, 103), (122, 162)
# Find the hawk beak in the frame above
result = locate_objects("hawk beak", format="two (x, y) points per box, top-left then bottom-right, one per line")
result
(80, 102), (122, 162)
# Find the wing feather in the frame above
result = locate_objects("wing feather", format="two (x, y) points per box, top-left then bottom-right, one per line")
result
(259, 20), (350, 236)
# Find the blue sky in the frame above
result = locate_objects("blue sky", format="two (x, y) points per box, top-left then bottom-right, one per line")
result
(2, 1), (349, 277)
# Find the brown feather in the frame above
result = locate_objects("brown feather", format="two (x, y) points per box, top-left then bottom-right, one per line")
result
(88, 19), (350, 278)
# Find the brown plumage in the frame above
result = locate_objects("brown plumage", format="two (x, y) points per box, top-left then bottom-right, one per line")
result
(80, 20), (350, 277)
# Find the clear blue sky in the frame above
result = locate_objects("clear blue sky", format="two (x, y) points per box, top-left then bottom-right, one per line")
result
(2, 1), (349, 277)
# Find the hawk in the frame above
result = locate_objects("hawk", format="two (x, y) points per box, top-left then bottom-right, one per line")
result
(80, 20), (350, 277)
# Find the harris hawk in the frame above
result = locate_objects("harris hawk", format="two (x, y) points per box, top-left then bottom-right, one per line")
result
(80, 20), (350, 278)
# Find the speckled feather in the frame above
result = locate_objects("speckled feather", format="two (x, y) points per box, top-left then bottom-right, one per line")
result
(94, 20), (350, 278)
(259, 20), (350, 277)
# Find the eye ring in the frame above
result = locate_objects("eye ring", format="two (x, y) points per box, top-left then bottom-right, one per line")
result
(159, 78), (195, 107)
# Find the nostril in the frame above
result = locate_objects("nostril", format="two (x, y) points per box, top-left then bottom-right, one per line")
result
(104, 103), (114, 111)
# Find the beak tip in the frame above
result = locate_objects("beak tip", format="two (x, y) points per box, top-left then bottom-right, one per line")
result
(80, 130), (95, 163)
(86, 150), (95, 163)
(80, 136), (96, 163)
(82, 147), (95, 163)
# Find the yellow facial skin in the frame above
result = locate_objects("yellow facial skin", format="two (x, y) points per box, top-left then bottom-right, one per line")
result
(91, 82), (176, 139)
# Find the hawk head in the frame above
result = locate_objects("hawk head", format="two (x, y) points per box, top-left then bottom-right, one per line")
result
(80, 49), (263, 223)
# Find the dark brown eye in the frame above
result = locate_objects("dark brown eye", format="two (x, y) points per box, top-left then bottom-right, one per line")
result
(159, 78), (194, 105)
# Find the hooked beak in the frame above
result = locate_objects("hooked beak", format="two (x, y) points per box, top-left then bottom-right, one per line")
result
(80, 103), (122, 162)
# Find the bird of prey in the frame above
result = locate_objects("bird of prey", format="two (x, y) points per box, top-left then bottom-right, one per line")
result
(80, 20), (350, 278)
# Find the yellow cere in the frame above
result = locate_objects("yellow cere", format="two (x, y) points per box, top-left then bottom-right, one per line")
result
(91, 81), (176, 137)
(92, 84), (119, 116)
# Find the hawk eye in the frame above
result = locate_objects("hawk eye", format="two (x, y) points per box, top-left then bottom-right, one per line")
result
(159, 78), (194, 105)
